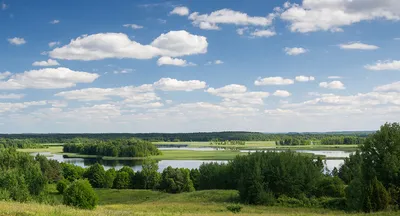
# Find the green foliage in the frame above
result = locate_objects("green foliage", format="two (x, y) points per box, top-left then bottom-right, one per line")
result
(0, 169), (30, 202)
(314, 177), (345, 198)
(189, 168), (200, 190)
(113, 171), (130, 189)
(226, 204), (242, 213)
(84, 163), (107, 188)
(61, 163), (85, 182)
(210, 139), (246, 146)
(63, 179), (98, 210)
(345, 178), (365, 212)
(104, 168), (116, 189)
(140, 158), (161, 190)
(368, 177), (390, 212)
(35, 154), (62, 183)
(56, 179), (69, 194)
(338, 151), (362, 184)
(63, 138), (161, 157)
(160, 166), (195, 193)
(198, 162), (233, 190)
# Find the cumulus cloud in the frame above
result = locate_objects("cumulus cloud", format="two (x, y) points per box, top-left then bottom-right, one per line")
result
(284, 47), (308, 56)
(50, 20), (60, 24)
(170, 6), (189, 16)
(157, 56), (196, 67)
(207, 84), (269, 105)
(48, 41), (60, 47)
(339, 42), (379, 50)
(0, 93), (25, 99)
(49, 30), (208, 61)
(236, 27), (248, 35)
(319, 81), (345, 90)
(0, 101), (47, 113)
(123, 24), (143, 29)
(8, 37), (26, 45)
(273, 90), (291, 97)
(189, 9), (275, 30)
(328, 76), (342, 79)
(153, 78), (206, 91)
(374, 81), (400, 92)
(32, 59), (60, 67)
(280, 0), (400, 33)
(251, 29), (276, 37)
(365, 60), (400, 71)
(295, 76), (315, 82)
(113, 68), (133, 74)
(0, 67), (99, 89)
(55, 85), (156, 102)
(0, 72), (12, 80)
(254, 77), (294, 86)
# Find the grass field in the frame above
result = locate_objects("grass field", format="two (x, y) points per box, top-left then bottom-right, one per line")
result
(0, 189), (397, 216)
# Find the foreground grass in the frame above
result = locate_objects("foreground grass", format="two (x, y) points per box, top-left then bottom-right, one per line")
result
(0, 189), (397, 216)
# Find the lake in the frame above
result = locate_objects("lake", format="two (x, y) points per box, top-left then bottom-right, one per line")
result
(31, 148), (350, 173)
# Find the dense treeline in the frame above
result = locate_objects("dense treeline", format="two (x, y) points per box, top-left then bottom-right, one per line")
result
(276, 136), (366, 146)
(63, 138), (161, 157)
(0, 138), (41, 149)
(0, 131), (372, 143)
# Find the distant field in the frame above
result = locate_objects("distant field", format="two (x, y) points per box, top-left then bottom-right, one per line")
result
(0, 189), (397, 216)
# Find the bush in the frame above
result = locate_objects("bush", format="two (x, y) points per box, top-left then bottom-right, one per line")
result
(63, 179), (98, 210)
(226, 204), (242, 213)
(314, 177), (345, 198)
(277, 195), (304, 207)
(113, 171), (130, 189)
(320, 197), (347, 210)
(56, 179), (69, 194)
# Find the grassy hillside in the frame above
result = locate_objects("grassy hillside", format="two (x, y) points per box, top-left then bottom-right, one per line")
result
(0, 189), (398, 216)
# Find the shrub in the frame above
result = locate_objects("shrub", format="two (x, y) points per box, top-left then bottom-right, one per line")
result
(226, 204), (242, 213)
(56, 179), (69, 194)
(314, 176), (345, 198)
(84, 163), (107, 188)
(113, 171), (130, 189)
(63, 179), (98, 210)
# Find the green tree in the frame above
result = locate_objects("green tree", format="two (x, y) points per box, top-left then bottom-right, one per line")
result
(141, 158), (160, 189)
(104, 168), (116, 189)
(113, 171), (130, 189)
(84, 163), (107, 188)
(63, 179), (98, 210)
(56, 179), (69, 194)
(160, 167), (194, 193)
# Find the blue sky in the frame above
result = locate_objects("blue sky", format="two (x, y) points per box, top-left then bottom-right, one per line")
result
(0, 0), (400, 133)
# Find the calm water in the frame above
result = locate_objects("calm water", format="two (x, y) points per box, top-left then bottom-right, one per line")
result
(31, 148), (348, 172)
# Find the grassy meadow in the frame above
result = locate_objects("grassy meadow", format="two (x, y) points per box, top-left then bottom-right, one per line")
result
(0, 189), (398, 216)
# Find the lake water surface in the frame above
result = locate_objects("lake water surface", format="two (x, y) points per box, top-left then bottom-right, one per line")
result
(31, 148), (352, 173)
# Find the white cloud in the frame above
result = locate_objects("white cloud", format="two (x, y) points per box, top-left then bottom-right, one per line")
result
(157, 56), (196, 67)
(0, 101), (47, 113)
(251, 29), (276, 37)
(170, 6), (189, 16)
(123, 24), (143, 29)
(153, 78), (206, 91)
(254, 77), (294, 86)
(0, 67), (99, 89)
(205, 60), (224, 65)
(295, 76), (315, 82)
(48, 41), (60, 47)
(50, 31), (208, 61)
(50, 20), (60, 24)
(339, 42), (379, 50)
(189, 9), (275, 30)
(32, 59), (60, 67)
(198, 22), (220, 30)
(7, 37), (26, 45)
(284, 47), (308, 56)
(319, 81), (345, 90)
(207, 84), (269, 105)
(0, 72), (12, 80)
(374, 81), (400, 92)
(236, 27), (248, 35)
(273, 90), (291, 97)
(0, 93), (25, 99)
(56, 85), (157, 102)
(328, 76), (342, 79)
(280, 0), (400, 33)
(365, 60), (400, 71)
(113, 68), (133, 74)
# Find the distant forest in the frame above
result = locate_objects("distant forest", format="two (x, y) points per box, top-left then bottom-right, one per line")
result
(0, 131), (373, 144)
